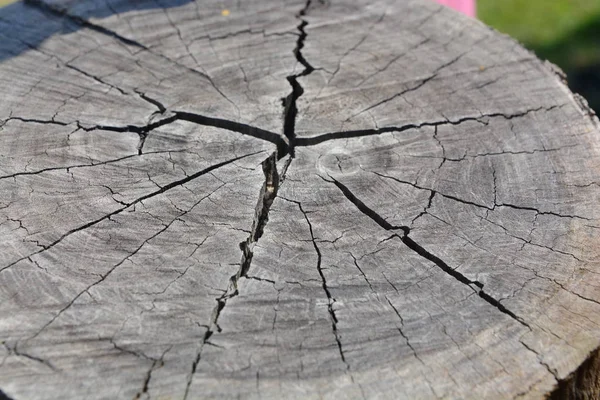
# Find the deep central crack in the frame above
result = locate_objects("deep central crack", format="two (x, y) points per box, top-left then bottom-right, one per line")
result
(183, 152), (293, 399)
(282, 0), (315, 157)
(184, 3), (317, 394)
(73, 110), (287, 157)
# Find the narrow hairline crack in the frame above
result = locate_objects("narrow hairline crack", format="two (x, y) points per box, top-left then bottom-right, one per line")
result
(3, 342), (56, 371)
(65, 63), (127, 95)
(0, 149), (187, 181)
(350, 252), (437, 391)
(519, 339), (560, 381)
(345, 50), (470, 122)
(431, 145), (579, 162)
(26, 180), (230, 340)
(323, 175), (531, 330)
(282, 196), (350, 369)
(22, 0), (237, 109)
(0, 151), (263, 275)
(371, 170), (591, 221)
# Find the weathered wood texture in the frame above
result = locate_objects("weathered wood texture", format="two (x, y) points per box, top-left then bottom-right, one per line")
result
(1, 0), (599, 399)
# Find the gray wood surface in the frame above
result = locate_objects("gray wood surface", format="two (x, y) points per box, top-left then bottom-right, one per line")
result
(1, 0), (599, 399)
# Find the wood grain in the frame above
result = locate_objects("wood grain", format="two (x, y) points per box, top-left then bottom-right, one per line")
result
(0, 0), (599, 399)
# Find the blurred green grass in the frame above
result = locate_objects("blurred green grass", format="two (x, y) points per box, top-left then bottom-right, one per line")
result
(479, 0), (600, 112)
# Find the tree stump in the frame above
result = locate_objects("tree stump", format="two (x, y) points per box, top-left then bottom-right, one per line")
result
(1, 0), (599, 399)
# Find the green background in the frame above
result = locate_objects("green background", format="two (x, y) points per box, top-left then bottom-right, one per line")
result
(479, 0), (600, 112)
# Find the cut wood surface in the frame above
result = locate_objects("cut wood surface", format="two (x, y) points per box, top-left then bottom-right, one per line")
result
(1, 0), (599, 399)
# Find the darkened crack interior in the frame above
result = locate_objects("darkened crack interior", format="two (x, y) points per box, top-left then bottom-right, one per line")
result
(183, 152), (284, 400)
(0, 0), (598, 398)
(184, 0), (316, 395)
(0, 151), (262, 274)
(0, 388), (14, 400)
(281, 0), (315, 156)
(323, 176), (531, 328)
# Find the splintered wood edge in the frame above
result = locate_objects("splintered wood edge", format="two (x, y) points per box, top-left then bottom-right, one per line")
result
(543, 60), (600, 399)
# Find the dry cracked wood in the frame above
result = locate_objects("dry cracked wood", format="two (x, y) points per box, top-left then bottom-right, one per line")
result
(0, 0), (599, 399)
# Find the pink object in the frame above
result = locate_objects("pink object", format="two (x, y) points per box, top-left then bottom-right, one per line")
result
(435, 0), (475, 17)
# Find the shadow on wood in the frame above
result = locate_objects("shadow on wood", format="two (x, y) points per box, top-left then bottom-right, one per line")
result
(550, 347), (600, 400)
(0, 0), (194, 62)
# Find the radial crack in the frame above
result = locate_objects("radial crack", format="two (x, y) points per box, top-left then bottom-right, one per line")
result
(134, 89), (167, 114)
(347, 51), (468, 121)
(282, 0), (316, 156)
(29, 182), (226, 340)
(0, 152), (260, 274)
(282, 197), (350, 369)
(133, 346), (171, 400)
(324, 175), (531, 329)
(372, 170), (590, 222)
(296, 105), (566, 147)
(65, 64), (127, 95)
(0, 149), (186, 181)
(23, 0), (238, 109)
(74, 109), (287, 155)
(184, 152), (286, 399)
(174, 111), (288, 156)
